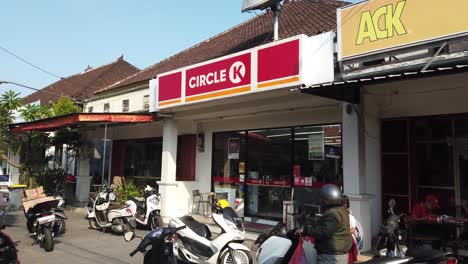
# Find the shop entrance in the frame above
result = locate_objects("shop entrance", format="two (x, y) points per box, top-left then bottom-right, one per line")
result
(212, 124), (343, 221)
(382, 116), (468, 217)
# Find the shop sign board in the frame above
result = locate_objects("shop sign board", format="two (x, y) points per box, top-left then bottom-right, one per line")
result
(150, 32), (334, 111)
(308, 131), (324, 160)
(228, 138), (240, 160)
(338, 0), (468, 60)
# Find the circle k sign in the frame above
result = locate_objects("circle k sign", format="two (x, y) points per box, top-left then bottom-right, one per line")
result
(185, 53), (251, 97)
(229, 61), (246, 84)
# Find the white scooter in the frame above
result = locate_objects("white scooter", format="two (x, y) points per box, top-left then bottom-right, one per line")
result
(86, 189), (136, 235)
(125, 185), (163, 230)
(169, 204), (252, 264)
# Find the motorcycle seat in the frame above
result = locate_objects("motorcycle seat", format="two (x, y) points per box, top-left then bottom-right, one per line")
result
(129, 197), (145, 209)
(107, 203), (126, 211)
(179, 216), (212, 239)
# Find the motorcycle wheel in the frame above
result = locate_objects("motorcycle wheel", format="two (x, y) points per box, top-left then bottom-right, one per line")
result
(149, 212), (163, 230)
(42, 227), (54, 252)
(219, 249), (252, 264)
(89, 219), (101, 230)
(27, 220), (34, 233)
(56, 218), (66, 235)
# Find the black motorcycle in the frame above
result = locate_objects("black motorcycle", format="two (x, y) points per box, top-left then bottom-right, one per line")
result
(374, 199), (457, 264)
(24, 199), (67, 252)
(124, 225), (186, 264)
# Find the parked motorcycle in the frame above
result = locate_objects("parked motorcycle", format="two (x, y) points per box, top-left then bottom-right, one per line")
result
(125, 185), (163, 230)
(374, 199), (458, 264)
(124, 226), (186, 264)
(24, 199), (67, 252)
(169, 202), (252, 264)
(86, 188), (136, 235)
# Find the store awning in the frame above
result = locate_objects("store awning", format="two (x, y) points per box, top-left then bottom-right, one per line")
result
(9, 113), (158, 133)
(296, 64), (468, 104)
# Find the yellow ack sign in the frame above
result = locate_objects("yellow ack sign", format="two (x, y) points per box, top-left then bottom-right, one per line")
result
(338, 0), (468, 60)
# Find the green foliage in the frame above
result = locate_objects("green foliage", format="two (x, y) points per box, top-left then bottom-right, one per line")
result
(115, 183), (143, 204)
(51, 97), (80, 116)
(19, 104), (52, 122)
(0, 90), (21, 112)
(36, 167), (66, 195)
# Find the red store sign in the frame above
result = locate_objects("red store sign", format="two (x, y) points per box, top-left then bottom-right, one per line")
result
(151, 33), (334, 111)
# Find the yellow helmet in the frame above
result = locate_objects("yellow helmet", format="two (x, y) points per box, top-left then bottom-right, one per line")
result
(216, 199), (230, 209)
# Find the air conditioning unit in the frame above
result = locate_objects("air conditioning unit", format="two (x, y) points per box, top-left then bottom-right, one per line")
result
(241, 0), (281, 12)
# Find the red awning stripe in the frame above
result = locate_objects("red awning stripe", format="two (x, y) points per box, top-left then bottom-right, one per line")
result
(10, 113), (157, 133)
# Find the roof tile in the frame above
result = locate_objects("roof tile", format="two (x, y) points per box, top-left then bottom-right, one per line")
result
(96, 0), (348, 94)
(22, 58), (140, 105)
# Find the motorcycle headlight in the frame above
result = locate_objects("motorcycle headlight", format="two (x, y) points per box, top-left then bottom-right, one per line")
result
(108, 193), (116, 202)
(150, 196), (159, 206)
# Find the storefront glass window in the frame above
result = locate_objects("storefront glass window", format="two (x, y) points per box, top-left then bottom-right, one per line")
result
(124, 140), (162, 186)
(212, 124), (343, 220)
(212, 132), (246, 207)
(247, 128), (292, 219)
(293, 125), (342, 212)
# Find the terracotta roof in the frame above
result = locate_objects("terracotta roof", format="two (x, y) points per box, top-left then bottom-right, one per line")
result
(96, 0), (348, 94)
(22, 57), (140, 105)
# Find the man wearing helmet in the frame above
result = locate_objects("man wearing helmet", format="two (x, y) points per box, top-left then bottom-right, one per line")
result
(303, 184), (352, 263)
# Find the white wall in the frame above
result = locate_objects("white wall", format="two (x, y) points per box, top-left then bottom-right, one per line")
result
(85, 88), (149, 113)
(366, 72), (468, 118)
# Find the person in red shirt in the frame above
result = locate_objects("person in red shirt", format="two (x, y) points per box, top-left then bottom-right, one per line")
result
(412, 194), (439, 219)
(411, 194), (443, 249)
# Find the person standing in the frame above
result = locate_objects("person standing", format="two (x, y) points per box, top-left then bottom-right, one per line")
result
(303, 184), (352, 264)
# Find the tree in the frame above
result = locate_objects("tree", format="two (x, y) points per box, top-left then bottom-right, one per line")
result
(0, 90), (23, 172)
(19, 104), (52, 122)
(51, 97), (80, 116)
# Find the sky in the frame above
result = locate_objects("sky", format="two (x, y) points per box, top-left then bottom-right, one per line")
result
(0, 0), (359, 98)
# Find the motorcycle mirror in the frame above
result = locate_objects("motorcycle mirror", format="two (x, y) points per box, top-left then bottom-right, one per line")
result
(124, 231), (135, 242)
(389, 199), (396, 209)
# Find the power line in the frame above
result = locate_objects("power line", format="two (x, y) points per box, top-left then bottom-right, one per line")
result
(0, 81), (63, 99)
(0, 44), (65, 80)
(0, 44), (115, 101)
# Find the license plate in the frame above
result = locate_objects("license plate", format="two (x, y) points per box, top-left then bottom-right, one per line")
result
(37, 215), (55, 225)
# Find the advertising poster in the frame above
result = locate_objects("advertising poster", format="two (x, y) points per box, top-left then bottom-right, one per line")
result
(308, 131), (324, 160)
(228, 138), (240, 160)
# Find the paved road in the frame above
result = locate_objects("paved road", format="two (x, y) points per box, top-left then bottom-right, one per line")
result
(2, 210), (145, 264)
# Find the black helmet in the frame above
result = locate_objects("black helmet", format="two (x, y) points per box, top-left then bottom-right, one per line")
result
(319, 184), (343, 208)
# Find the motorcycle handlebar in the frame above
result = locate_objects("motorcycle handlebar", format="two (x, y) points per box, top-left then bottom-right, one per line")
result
(129, 248), (139, 257)
(176, 225), (186, 231)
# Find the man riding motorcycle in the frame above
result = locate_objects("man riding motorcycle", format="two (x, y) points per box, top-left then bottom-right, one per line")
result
(302, 184), (352, 264)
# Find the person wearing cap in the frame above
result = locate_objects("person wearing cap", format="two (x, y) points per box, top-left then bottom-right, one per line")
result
(412, 194), (439, 220)
(302, 184), (352, 264)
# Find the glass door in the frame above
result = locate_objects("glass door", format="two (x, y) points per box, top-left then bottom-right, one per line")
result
(246, 128), (292, 219)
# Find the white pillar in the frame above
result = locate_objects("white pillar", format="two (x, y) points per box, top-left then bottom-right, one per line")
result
(75, 156), (92, 202)
(342, 102), (373, 252)
(363, 95), (382, 238)
(158, 120), (179, 219)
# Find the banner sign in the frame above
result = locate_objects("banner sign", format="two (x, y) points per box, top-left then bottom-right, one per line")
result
(308, 130), (324, 160)
(151, 33), (334, 111)
(228, 138), (240, 160)
(338, 0), (468, 60)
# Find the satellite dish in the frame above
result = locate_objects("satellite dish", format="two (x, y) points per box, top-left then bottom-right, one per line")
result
(241, 0), (282, 12)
